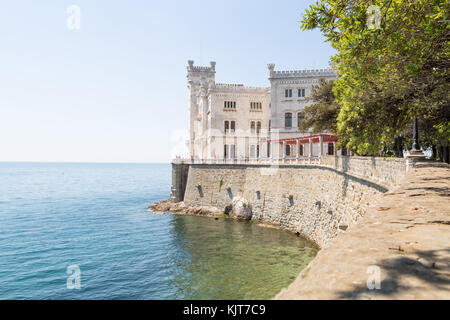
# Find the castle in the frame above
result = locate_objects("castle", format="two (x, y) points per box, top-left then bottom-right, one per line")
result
(186, 60), (339, 161)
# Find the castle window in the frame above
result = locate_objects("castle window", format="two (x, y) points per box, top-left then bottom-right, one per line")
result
(250, 102), (262, 110)
(298, 88), (306, 97)
(224, 144), (236, 159)
(224, 121), (235, 134)
(250, 121), (256, 134)
(285, 89), (292, 98)
(297, 112), (305, 128)
(256, 121), (261, 134)
(224, 101), (236, 109)
(285, 144), (291, 156)
(299, 144), (304, 156)
(285, 112), (292, 128)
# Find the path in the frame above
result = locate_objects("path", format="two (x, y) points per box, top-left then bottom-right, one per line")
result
(275, 161), (450, 299)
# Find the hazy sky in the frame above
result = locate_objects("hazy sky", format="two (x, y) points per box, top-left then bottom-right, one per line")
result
(0, 0), (335, 163)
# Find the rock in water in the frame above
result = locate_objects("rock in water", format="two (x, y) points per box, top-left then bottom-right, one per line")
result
(231, 196), (252, 220)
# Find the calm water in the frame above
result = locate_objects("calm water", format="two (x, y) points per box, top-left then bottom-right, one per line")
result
(0, 162), (317, 299)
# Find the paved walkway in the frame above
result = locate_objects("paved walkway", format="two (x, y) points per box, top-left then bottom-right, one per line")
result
(275, 161), (450, 299)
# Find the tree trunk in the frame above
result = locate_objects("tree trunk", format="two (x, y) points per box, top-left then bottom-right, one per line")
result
(444, 146), (450, 164)
(393, 136), (404, 158)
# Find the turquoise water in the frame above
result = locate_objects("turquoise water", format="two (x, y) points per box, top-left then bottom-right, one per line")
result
(0, 162), (317, 299)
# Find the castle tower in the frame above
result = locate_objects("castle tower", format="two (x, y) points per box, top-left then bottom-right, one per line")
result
(187, 60), (216, 159)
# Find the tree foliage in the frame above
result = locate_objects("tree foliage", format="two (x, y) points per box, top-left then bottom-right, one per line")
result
(300, 79), (339, 134)
(301, 0), (450, 156)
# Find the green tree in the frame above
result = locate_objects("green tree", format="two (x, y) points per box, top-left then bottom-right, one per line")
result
(299, 79), (339, 134)
(301, 0), (450, 158)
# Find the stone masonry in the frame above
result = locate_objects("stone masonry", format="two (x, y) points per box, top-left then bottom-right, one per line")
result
(181, 156), (410, 248)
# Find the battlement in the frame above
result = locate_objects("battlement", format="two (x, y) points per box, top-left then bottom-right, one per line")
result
(187, 60), (216, 74)
(215, 83), (244, 87)
(268, 63), (336, 79)
(212, 83), (270, 93)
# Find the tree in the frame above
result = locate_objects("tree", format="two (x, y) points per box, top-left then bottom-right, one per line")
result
(299, 79), (339, 134)
(301, 0), (450, 159)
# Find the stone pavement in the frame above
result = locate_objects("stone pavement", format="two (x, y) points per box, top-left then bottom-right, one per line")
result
(275, 161), (450, 299)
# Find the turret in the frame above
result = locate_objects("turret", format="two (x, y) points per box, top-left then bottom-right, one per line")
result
(267, 63), (275, 78)
(186, 60), (216, 159)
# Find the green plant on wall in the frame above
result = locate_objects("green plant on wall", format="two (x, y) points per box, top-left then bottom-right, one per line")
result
(219, 177), (224, 191)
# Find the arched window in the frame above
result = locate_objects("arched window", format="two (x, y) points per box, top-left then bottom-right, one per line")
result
(285, 112), (292, 128)
(297, 112), (305, 128)
(285, 144), (291, 156)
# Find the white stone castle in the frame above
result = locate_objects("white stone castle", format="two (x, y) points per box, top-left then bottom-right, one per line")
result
(186, 60), (339, 161)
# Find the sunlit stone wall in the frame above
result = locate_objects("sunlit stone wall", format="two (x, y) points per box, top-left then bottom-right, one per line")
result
(180, 156), (409, 248)
(321, 156), (408, 188)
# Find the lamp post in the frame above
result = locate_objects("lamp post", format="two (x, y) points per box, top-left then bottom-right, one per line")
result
(409, 117), (425, 158)
(412, 117), (419, 152)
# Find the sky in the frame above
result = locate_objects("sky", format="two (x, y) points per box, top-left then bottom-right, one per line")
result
(0, 0), (335, 163)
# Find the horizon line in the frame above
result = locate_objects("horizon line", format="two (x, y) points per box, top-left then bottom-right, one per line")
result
(0, 160), (171, 165)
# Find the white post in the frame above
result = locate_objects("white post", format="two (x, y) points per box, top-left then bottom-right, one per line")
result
(282, 141), (286, 162)
(296, 140), (300, 163)
(319, 135), (323, 157)
(260, 141), (264, 162)
(309, 138), (313, 163)
(270, 142), (274, 161)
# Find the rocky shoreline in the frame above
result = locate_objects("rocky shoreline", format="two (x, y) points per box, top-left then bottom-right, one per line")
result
(148, 199), (321, 249)
(148, 200), (224, 217)
(149, 196), (254, 220)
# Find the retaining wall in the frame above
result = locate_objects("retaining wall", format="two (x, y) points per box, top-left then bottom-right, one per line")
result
(175, 156), (410, 247)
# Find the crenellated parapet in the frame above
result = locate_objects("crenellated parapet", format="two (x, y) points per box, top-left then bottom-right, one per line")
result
(267, 63), (336, 79)
(212, 83), (270, 93)
(187, 60), (216, 75)
(270, 68), (336, 79)
(187, 60), (216, 94)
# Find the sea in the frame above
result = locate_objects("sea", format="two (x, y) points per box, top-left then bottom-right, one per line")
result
(0, 162), (317, 299)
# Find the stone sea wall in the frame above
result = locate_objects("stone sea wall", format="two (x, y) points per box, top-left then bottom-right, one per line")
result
(179, 156), (409, 248)
(321, 156), (408, 188)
